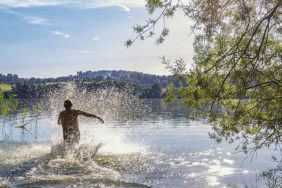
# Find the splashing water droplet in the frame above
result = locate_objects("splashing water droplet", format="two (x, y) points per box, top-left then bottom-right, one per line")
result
(42, 82), (150, 122)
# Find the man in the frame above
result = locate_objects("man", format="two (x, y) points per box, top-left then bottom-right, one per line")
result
(58, 100), (104, 146)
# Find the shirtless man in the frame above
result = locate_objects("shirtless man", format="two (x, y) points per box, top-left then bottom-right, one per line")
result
(58, 100), (104, 146)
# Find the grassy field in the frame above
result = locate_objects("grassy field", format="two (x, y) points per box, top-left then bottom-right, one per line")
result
(0, 84), (12, 92)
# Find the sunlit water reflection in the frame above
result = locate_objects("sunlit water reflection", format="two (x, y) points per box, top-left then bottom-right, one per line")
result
(0, 86), (279, 187)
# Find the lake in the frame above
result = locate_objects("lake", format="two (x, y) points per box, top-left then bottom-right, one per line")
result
(0, 89), (279, 187)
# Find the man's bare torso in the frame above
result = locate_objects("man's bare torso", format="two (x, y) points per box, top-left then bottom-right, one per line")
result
(59, 110), (80, 144)
(58, 102), (103, 146)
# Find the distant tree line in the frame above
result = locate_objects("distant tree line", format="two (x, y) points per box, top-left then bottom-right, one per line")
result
(77, 70), (172, 88)
(11, 82), (61, 98)
(0, 73), (19, 84)
(0, 70), (180, 99)
(0, 70), (173, 88)
(7, 80), (163, 99)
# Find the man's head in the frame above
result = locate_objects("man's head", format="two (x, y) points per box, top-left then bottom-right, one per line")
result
(64, 100), (73, 110)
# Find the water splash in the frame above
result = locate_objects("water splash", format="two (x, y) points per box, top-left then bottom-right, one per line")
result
(80, 126), (148, 155)
(0, 140), (148, 187)
(0, 82), (153, 187)
(40, 82), (150, 155)
(42, 82), (150, 122)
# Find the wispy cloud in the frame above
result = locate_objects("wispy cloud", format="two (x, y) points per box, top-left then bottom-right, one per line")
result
(51, 30), (70, 38)
(3, 9), (50, 25)
(91, 36), (100, 41)
(0, 0), (145, 8)
(117, 4), (130, 12)
(24, 16), (50, 25)
(0, 0), (63, 8)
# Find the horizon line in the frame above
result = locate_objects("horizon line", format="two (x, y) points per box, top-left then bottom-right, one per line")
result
(0, 69), (171, 79)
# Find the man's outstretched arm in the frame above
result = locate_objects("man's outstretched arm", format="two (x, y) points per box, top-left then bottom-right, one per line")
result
(77, 110), (104, 123)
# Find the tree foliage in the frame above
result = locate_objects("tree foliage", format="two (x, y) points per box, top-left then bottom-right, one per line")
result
(128, 0), (282, 155)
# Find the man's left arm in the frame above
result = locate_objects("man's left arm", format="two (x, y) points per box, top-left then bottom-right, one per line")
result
(77, 110), (104, 123)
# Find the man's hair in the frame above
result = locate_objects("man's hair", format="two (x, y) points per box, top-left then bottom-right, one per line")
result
(64, 100), (73, 110)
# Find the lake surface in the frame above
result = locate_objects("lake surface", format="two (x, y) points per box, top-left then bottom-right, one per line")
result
(0, 96), (279, 187)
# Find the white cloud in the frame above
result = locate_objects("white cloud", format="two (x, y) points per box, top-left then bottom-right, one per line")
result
(0, 0), (145, 8)
(3, 9), (50, 25)
(0, 0), (63, 8)
(24, 16), (50, 25)
(51, 30), (70, 38)
(117, 4), (130, 12)
(73, 0), (145, 9)
(92, 36), (100, 41)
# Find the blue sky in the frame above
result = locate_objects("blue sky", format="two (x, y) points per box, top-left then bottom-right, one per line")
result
(0, 0), (193, 78)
